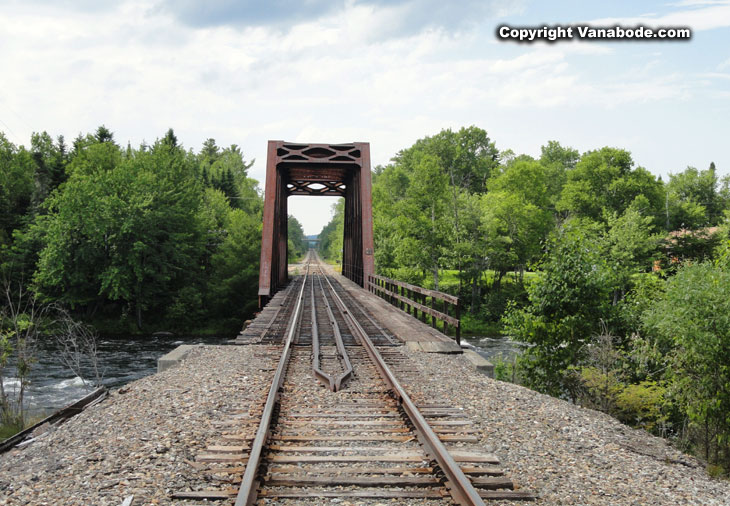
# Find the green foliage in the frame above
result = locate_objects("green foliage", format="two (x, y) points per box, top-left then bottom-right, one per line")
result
(481, 159), (553, 275)
(665, 165), (724, 230)
(0, 419), (24, 440)
(287, 215), (307, 261)
(642, 261), (730, 464)
(0, 133), (35, 245)
(503, 219), (615, 398)
(1, 287), (43, 430)
(540, 140), (579, 170)
(378, 266), (425, 286)
(206, 209), (261, 329)
(30, 131), (67, 208)
(579, 366), (624, 413)
(707, 464), (725, 478)
(393, 152), (451, 288)
(615, 381), (667, 432)
(605, 206), (660, 273)
(458, 313), (502, 337)
(399, 125), (498, 195)
(0, 127), (264, 333)
(603, 206), (662, 305)
(371, 126), (499, 292)
(319, 199), (344, 262)
(557, 147), (663, 223)
(34, 137), (206, 329)
(666, 228), (722, 264)
(492, 353), (523, 384)
(198, 140), (257, 211)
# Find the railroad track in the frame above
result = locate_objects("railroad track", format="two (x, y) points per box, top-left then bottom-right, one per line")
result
(175, 251), (533, 504)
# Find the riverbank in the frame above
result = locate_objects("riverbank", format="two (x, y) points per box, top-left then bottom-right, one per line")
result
(0, 335), (229, 449)
(1, 344), (727, 505)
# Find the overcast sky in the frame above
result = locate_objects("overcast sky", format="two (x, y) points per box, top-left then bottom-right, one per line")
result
(2, 0), (729, 234)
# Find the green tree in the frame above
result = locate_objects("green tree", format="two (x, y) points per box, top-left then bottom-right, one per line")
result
(393, 153), (451, 289)
(319, 199), (344, 262)
(503, 219), (615, 398)
(372, 163), (410, 272)
(665, 165), (723, 230)
(94, 125), (115, 144)
(66, 133), (123, 176)
(0, 134), (34, 246)
(557, 147), (663, 223)
(30, 131), (67, 208)
(603, 205), (661, 305)
(539, 140), (579, 213)
(206, 208), (261, 327)
(483, 159), (554, 280)
(204, 144), (256, 210)
(200, 138), (220, 164)
(375, 127), (499, 288)
(540, 140), (579, 171)
(287, 215), (307, 260)
(34, 135), (206, 329)
(643, 261), (730, 465)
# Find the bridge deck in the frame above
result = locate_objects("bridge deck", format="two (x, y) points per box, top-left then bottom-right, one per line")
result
(235, 261), (461, 353)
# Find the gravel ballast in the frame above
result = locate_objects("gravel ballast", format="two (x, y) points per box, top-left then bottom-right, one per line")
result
(1, 343), (729, 505)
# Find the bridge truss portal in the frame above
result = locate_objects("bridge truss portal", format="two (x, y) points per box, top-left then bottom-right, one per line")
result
(258, 141), (374, 306)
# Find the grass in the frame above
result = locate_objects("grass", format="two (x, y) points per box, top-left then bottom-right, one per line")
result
(414, 268), (540, 293)
(0, 421), (23, 441)
(0, 412), (47, 442)
(707, 464), (726, 478)
(460, 313), (504, 337)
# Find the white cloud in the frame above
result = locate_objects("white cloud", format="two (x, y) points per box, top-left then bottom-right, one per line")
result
(667, 0), (730, 7)
(590, 3), (730, 31)
(2, 0), (728, 231)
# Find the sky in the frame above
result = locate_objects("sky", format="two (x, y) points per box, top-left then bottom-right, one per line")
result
(1, 0), (729, 235)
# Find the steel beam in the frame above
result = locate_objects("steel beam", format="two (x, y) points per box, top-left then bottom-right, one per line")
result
(258, 141), (375, 306)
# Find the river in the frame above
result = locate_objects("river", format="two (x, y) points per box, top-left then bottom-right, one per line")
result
(3, 333), (523, 417)
(1, 335), (229, 417)
(461, 335), (526, 361)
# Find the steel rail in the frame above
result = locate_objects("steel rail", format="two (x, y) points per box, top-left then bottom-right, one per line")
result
(315, 269), (354, 391)
(320, 270), (486, 506)
(310, 268), (335, 390)
(235, 263), (310, 506)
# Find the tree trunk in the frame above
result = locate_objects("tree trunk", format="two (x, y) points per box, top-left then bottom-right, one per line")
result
(471, 273), (479, 314)
(136, 285), (143, 330)
(448, 169), (463, 293)
(430, 203), (439, 291)
(136, 303), (143, 330)
(494, 269), (506, 291)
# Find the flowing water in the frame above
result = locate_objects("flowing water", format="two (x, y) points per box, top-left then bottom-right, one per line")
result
(2, 333), (523, 418)
(1, 335), (229, 417)
(461, 334), (526, 361)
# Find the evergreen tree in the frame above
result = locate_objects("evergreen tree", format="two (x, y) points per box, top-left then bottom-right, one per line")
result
(95, 125), (114, 144)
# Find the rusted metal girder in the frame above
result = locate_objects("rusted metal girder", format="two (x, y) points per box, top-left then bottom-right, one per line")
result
(258, 141), (374, 307)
